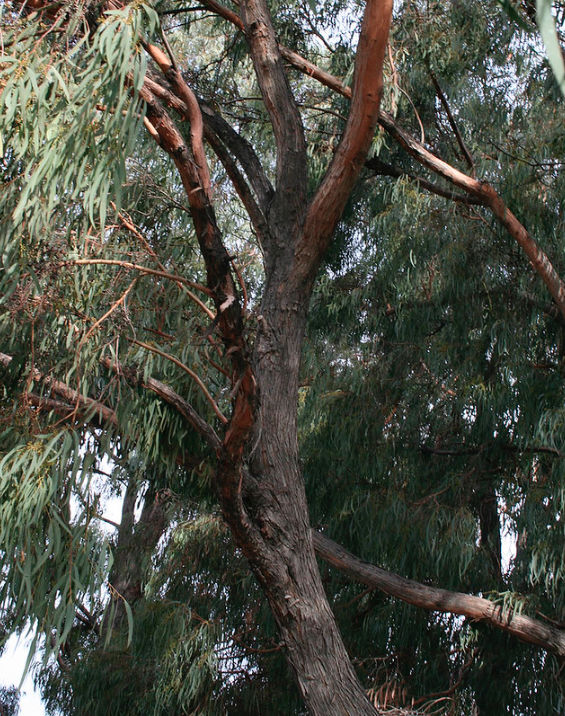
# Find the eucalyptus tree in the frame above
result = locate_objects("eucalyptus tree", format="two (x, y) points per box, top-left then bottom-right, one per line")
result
(1, 0), (564, 714)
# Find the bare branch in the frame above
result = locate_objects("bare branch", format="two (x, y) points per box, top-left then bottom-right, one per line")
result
(238, 0), (307, 234)
(130, 338), (228, 424)
(203, 125), (270, 245)
(100, 355), (222, 451)
(429, 70), (474, 170)
(0, 352), (119, 428)
(145, 41), (212, 200)
(142, 75), (273, 238)
(138, 84), (256, 532)
(67, 258), (215, 320)
(365, 157), (484, 204)
(313, 530), (565, 657)
(200, 100), (274, 213)
(298, 0), (393, 282)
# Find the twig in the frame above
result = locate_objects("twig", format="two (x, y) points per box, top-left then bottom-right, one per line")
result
(67, 258), (215, 319)
(130, 338), (228, 424)
(429, 70), (474, 171)
(78, 278), (137, 349)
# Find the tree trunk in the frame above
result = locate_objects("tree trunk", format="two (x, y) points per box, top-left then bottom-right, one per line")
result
(223, 271), (378, 714)
(141, 0), (392, 710)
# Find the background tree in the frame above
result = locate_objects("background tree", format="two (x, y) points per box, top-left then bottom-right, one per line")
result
(1, 0), (564, 714)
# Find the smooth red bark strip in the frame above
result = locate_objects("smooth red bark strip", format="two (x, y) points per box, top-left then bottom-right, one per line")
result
(298, 0), (393, 282)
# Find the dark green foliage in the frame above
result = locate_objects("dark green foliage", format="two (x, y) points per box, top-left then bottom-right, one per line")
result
(0, 687), (20, 716)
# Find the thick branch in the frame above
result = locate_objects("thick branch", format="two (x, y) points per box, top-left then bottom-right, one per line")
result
(2, 351), (223, 455)
(239, 0), (307, 235)
(143, 74), (273, 217)
(200, 101), (274, 213)
(0, 353), (119, 428)
(313, 531), (565, 657)
(145, 42), (212, 200)
(142, 75), (273, 240)
(296, 0), (392, 283)
(377, 112), (565, 319)
(100, 355), (221, 451)
(202, 124), (271, 245)
(139, 88), (246, 347)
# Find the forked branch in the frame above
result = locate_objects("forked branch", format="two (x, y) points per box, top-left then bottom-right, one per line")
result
(239, 0), (307, 215)
(200, 0), (565, 321)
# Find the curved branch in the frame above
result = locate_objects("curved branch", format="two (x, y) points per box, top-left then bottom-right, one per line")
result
(298, 0), (393, 282)
(100, 355), (222, 450)
(2, 350), (222, 453)
(67, 258), (215, 320)
(313, 530), (565, 657)
(376, 112), (565, 318)
(1, 352), (119, 427)
(203, 125), (270, 245)
(200, 101), (274, 213)
(365, 157), (484, 204)
(130, 338), (228, 424)
(142, 75), (273, 240)
(145, 42), (212, 200)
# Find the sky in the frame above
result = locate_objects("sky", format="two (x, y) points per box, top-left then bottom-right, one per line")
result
(0, 634), (46, 716)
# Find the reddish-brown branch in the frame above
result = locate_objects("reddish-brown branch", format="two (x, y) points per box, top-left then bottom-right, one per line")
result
(376, 113), (565, 318)
(143, 75), (273, 216)
(100, 355), (222, 450)
(137, 87), (257, 532)
(0, 352), (119, 428)
(297, 0), (393, 283)
(313, 531), (565, 657)
(130, 338), (228, 424)
(3, 348), (223, 453)
(145, 41), (212, 200)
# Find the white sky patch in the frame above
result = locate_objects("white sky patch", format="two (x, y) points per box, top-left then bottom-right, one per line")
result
(0, 634), (46, 716)
(500, 494), (518, 575)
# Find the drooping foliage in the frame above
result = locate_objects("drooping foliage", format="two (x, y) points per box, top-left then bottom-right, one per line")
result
(0, 0), (564, 714)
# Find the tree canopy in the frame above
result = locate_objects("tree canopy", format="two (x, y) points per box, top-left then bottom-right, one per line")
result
(0, 0), (564, 713)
